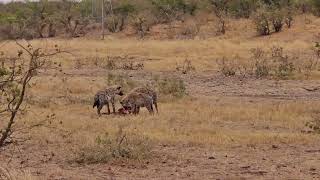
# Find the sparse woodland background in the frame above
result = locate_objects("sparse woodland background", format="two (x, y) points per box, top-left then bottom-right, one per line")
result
(1, 0), (320, 39)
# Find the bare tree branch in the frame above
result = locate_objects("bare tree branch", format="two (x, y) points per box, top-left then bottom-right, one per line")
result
(0, 42), (65, 148)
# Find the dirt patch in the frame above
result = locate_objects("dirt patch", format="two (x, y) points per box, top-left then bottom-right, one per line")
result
(48, 68), (320, 101)
(1, 143), (320, 179)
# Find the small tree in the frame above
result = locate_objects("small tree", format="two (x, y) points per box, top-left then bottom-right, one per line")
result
(104, 1), (136, 33)
(133, 16), (147, 38)
(151, 0), (187, 23)
(270, 8), (284, 32)
(210, 0), (229, 35)
(311, 0), (320, 16)
(0, 41), (64, 148)
(284, 8), (293, 28)
(58, 1), (89, 38)
(253, 8), (270, 36)
(228, 0), (257, 18)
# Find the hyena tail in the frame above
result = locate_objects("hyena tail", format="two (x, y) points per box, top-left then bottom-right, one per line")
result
(93, 96), (100, 109)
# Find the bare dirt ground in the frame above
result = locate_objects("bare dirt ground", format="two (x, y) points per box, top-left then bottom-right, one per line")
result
(49, 68), (320, 100)
(4, 144), (320, 179)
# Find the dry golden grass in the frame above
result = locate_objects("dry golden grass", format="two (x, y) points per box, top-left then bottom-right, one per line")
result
(1, 15), (320, 178)
(21, 94), (319, 150)
(1, 15), (319, 73)
(1, 14), (319, 150)
(0, 167), (37, 180)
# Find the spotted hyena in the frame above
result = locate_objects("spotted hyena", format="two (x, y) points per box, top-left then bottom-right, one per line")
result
(131, 86), (158, 113)
(93, 85), (124, 115)
(120, 92), (154, 114)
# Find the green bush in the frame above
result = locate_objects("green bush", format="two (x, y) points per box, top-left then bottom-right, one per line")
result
(255, 60), (270, 78)
(74, 128), (152, 164)
(270, 8), (284, 32)
(106, 1), (136, 32)
(217, 57), (237, 77)
(151, 0), (198, 22)
(78, 0), (93, 18)
(155, 77), (187, 98)
(252, 8), (271, 36)
(253, 5), (290, 35)
(0, 67), (9, 77)
(275, 57), (295, 79)
(271, 46), (295, 79)
(228, 0), (258, 18)
(311, 0), (320, 16)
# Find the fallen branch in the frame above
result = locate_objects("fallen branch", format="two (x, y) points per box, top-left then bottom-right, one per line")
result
(302, 87), (320, 92)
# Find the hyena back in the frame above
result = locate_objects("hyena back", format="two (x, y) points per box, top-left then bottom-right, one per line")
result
(131, 86), (158, 113)
(120, 92), (154, 114)
(93, 85), (124, 115)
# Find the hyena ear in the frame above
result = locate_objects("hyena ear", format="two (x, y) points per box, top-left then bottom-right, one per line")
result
(116, 86), (122, 90)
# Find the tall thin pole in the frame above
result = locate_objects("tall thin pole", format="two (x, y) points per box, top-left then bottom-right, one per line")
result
(92, 0), (94, 18)
(101, 0), (105, 40)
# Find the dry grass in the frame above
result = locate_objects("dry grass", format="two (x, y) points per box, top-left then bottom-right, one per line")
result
(0, 167), (37, 180)
(17, 95), (319, 150)
(1, 15), (320, 178)
(1, 15), (320, 74)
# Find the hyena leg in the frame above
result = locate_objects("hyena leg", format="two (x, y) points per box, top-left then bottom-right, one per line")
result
(97, 104), (103, 116)
(131, 105), (139, 115)
(154, 101), (158, 113)
(146, 104), (154, 114)
(132, 105), (137, 114)
(135, 106), (140, 114)
(106, 102), (110, 114)
(111, 101), (116, 113)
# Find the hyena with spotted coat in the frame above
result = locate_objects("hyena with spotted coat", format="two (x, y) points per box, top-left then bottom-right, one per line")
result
(130, 86), (158, 113)
(120, 92), (154, 114)
(93, 85), (124, 115)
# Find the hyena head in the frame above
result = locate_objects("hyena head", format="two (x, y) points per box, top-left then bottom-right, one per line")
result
(120, 97), (132, 110)
(115, 86), (124, 96)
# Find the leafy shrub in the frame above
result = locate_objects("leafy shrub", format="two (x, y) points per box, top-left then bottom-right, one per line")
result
(252, 8), (271, 36)
(250, 48), (270, 78)
(104, 59), (117, 70)
(311, 0), (320, 16)
(284, 9), (293, 28)
(270, 9), (284, 32)
(151, 0), (184, 22)
(293, 0), (312, 13)
(275, 57), (295, 79)
(151, 0), (198, 23)
(132, 15), (155, 39)
(105, 2), (136, 33)
(121, 62), (144, 70)
(210, 0), (229, 35)
(155, 77), (187, 98)
(74, 128), (152, 164)
(271, 46), (295, 79)
(254, 60), (270, 78)
(253, 5), (291, 35)
(217, 57), (237, 77)
(166, 20), (200, 39)
(219, 46), (317, 80)
(305, 120), (320, 133)
(176, 58), (196, 74)
(228, 0), (257, 18)
(305, 112), (320, 134)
